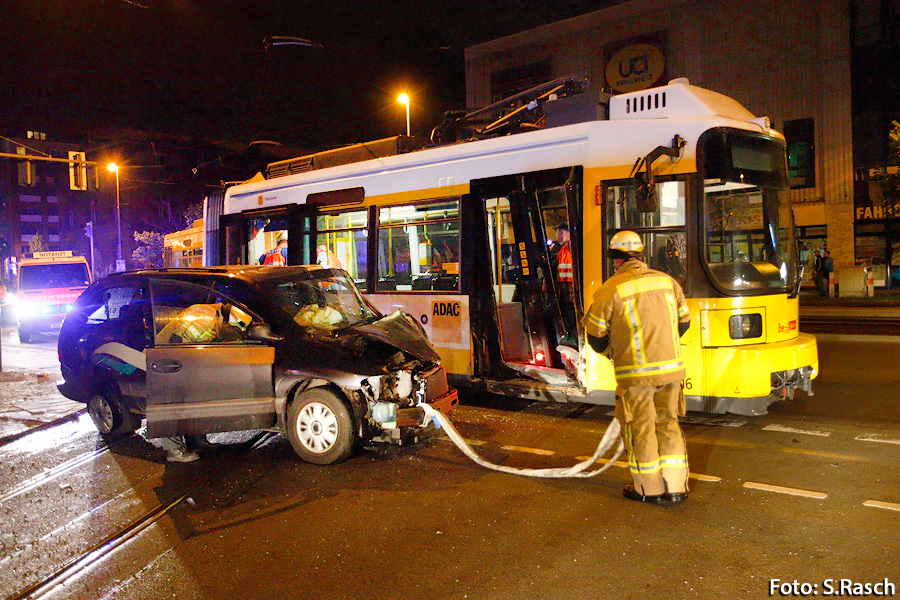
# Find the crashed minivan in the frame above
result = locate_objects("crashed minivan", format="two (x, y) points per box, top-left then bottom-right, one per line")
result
(57, 266), (458, 464)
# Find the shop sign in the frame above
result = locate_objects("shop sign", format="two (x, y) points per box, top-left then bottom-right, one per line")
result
(855, 203), (900, 221)
(605, 43), (666, 93)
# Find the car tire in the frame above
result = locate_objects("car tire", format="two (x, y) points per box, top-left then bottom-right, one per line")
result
(286, 388), (355, 465)
(88, 385), (138, 436)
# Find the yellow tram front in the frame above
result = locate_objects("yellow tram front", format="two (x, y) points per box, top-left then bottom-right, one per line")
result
(598, 128), (818, 416)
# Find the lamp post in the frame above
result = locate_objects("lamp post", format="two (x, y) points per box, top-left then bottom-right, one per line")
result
(107, 163), (123, 265)
(398, 93), (410, 137)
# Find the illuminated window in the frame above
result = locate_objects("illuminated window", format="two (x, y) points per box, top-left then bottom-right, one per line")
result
(376, 200), (460, 292)
(316, 209), (368, 290)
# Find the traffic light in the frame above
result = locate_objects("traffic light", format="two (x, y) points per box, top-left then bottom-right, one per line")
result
(69, 151), (87, 190)
(17, 146), (35, 187)
(84, 222), (93, 238)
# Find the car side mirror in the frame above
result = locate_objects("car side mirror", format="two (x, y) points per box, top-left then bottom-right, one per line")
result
(248, 323), (284, 343)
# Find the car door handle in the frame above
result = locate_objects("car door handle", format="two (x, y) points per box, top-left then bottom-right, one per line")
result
(150, 359), (182, 374)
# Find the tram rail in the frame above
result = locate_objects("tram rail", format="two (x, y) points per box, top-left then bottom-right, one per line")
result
(3, 429), (277, 600)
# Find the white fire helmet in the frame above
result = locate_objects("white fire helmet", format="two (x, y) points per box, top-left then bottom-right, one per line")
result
(609, 230), (644, 254)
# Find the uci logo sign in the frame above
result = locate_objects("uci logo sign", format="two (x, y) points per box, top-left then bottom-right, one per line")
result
(605, 44), (666, 93)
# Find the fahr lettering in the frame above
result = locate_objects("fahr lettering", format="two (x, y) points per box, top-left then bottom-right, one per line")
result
(433, 302), (460, 317)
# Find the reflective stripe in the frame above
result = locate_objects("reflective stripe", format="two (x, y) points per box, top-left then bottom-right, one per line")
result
(660, 454), (689, 468)
(615, 358), (685, 378)
(664, 292), (681, 358)
(616, 276), (672, 299)
(630, 458), (662, 475)
(557, 244), (573, 283)
(586, 313), (607, 330)
(624, 425), (637, 472)
(624, 298), (644, 365)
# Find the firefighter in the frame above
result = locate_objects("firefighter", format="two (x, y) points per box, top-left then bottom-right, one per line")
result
(553, 221), (576, 345)
(583, 230), (692, 507)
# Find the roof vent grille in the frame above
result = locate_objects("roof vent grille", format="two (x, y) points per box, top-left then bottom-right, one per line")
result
(625, 92), (666, 115)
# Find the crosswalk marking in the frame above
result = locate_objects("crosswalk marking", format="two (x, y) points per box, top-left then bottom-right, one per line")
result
(863, 500), (900, 512)
(856, 433), (900, 445)
(743, 481), (827, 499)
(762, 424), (832, 437)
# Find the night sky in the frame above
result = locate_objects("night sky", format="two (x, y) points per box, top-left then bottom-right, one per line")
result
(2, 0), (615, 150)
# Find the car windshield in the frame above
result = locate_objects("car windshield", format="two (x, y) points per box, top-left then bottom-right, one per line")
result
(20, 262), (91, 290)
(269, 271), (380, 332)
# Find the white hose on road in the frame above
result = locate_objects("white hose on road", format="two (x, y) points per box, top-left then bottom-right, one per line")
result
(419, 403), (625, 478)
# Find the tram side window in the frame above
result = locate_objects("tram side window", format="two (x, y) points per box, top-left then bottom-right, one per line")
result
(377, 200), (460, 292)
(316, 210), (368, 290)
(247, 216), (290, 266)
(604, 181), (686, 286)
(605, 180), (685, 229)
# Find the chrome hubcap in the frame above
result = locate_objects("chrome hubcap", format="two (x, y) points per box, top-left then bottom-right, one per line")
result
(88, 395), (114, 434)
(297, 402), (338, 454)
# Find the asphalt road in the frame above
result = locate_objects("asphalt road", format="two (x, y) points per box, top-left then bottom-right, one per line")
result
(0, 323), (62, 375)
(0, 335), (898, 600)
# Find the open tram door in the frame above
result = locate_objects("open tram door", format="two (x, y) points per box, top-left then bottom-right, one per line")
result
(471, 167), (591, 401)
(219, 204), (318, 267)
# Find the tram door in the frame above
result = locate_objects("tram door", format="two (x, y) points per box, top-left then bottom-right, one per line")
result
(220, 206), (316, 267)
(483, 172), (576, 374)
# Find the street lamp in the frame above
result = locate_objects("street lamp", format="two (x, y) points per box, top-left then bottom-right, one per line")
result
(398, 93), (410, 137)
(107, 163), (123, 264)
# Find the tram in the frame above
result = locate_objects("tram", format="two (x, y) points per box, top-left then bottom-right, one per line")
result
(213, 77), (818, 416)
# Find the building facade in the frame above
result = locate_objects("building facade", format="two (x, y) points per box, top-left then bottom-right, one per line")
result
(466, 0), (900, 283)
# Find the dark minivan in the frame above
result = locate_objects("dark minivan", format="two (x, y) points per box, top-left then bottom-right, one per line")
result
(57, 266), (457, 464)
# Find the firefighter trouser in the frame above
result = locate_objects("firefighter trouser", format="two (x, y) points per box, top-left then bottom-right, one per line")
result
(616, 381), (689, 496)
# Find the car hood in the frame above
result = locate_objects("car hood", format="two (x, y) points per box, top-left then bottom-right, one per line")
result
(355, 310), (440, 363)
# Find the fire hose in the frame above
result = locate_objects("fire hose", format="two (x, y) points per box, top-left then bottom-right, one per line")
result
(419, 403), (625, 478)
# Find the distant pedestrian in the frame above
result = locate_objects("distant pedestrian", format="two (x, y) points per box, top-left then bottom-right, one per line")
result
(822, 250), (834, 296)
(813, 250), (826, 296)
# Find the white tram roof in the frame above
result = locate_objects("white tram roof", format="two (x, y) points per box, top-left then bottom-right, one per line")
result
(224, 78), (779, 214)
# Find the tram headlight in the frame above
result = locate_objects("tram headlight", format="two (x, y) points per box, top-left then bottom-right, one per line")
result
(729, 314), (762, 339)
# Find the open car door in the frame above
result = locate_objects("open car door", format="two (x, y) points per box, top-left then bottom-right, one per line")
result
(145, 281), (276, 438)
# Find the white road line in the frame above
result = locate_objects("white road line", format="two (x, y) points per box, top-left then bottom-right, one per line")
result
(574, 456), (722, 482)
(500, 445), (555, 456)
(762, 424), (832, 437)
(863, 500), (900, 512)
(743, 481), (827, 499)
(855, 433), (900, 445)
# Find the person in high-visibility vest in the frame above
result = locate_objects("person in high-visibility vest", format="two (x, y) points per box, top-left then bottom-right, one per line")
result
(583, 230), (692, 508)
(554, 221), (576, 343)
(261, 238), (288, 266)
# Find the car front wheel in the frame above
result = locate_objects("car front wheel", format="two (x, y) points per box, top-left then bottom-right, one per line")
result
(286, 388), (354, 465)
(88, 386), (138, 436)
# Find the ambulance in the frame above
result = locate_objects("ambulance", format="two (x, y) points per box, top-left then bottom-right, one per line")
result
(17, 251), (92, 343)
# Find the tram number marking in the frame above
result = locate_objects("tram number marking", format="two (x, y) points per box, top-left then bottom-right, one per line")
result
(681, 378), (693, 391)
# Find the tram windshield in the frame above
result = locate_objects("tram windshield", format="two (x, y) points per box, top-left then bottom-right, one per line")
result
(700, 131), (796, 294)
